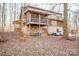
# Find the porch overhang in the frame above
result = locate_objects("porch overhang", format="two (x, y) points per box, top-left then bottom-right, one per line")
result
(23, 6), (62, 15)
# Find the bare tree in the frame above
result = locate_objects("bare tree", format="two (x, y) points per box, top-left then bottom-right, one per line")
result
(2, 3), (6, 32)
(63, 3), (68, 38)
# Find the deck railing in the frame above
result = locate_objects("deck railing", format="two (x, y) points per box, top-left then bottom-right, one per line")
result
(26, 18), (48, 24)
(41, 19), (47, 24)
(31, 18), (39, 23)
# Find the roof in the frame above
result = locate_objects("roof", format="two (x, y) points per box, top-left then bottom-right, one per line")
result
(22, 6), (62, 15)
(49, 19), (63, 22)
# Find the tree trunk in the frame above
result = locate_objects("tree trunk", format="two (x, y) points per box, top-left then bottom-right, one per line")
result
(2, 3), (6, 32)
(63, 3), (68, 38)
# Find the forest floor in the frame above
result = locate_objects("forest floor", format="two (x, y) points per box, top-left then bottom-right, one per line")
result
(0, 32), (79, 56)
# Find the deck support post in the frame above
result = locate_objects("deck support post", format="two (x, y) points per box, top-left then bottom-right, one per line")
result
(46, 16), (48, 36)
(39, 14), (41, 36)
(28, 12), (31, 36)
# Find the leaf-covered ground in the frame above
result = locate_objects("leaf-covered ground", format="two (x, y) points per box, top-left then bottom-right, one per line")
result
(0, 32), (79, 56)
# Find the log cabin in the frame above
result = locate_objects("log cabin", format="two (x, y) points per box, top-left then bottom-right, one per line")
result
(14, 6), (63, 36)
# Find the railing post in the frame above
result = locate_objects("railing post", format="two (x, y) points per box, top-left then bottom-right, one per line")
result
(46, 16), (48, 25)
